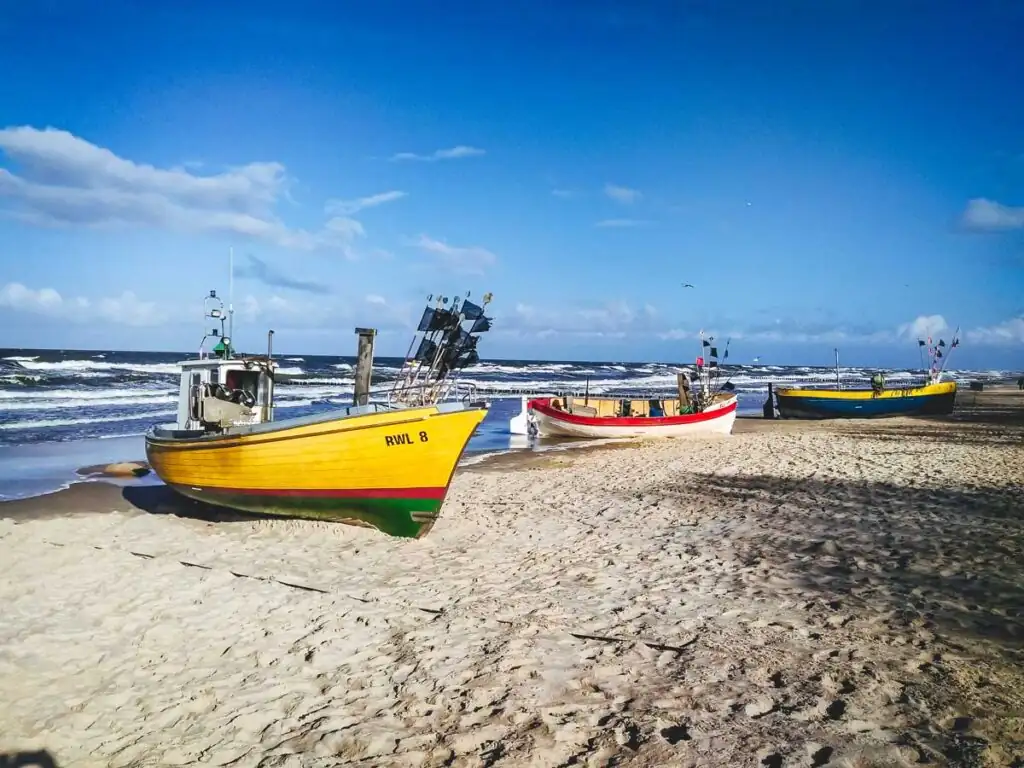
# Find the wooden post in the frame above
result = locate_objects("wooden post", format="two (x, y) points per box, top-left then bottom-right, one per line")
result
(353, 327), (377, 406)
(262, 329), (275, 424)
(677, 372), (691, 410)
(763, 382), (775, 419)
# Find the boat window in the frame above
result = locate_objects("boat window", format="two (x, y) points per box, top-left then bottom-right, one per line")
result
(210, 367), (219, 385)
(234, 370), (260, 401)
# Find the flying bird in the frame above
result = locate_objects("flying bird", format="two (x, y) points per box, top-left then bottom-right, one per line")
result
(682, 283), (694, 288)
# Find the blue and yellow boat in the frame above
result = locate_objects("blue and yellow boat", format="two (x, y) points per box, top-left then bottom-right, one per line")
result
(774, 380), (957, 419)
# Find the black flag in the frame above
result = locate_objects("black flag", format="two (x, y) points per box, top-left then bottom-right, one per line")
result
(470, 316), (492, 333)
(710, 346), (718, 358)
(416, 306), (436, 332)
(917, 339), (926, 347)
(447, 326), (471, 349)
(413, 337), (437, 363)
(460, 299), (484, 320)
(417, 306), (456, 332)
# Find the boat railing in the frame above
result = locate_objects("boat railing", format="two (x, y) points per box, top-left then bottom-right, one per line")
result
(382, 379), (482, 408)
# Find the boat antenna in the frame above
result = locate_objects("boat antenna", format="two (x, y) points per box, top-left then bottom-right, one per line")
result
(934, 326), (960, 381)
(227, 247), (235, 360)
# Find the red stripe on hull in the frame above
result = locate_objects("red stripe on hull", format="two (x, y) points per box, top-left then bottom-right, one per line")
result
(189, 486), (448, 500)
(528, 398), (737, 427)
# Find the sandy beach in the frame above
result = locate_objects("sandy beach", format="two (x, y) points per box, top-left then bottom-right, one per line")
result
(1, 388), (1022, 768)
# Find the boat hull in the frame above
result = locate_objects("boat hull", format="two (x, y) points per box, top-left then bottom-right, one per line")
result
(145, 404), (487, 538)
(528, 396), (737, 439)
(774, 381), (956, 420)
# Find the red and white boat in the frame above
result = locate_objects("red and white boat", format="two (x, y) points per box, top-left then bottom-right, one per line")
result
(522, 392), (738, 439)
(507, 333), (740, 441)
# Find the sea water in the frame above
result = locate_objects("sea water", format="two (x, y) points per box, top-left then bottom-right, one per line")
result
(0, 349), (1012, 500)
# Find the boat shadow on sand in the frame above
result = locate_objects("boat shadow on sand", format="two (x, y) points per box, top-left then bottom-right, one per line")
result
(0, 750), (60, 768)
(121, 485), (266, 524)
(633, 470), (1024, 761)
(660, 472), (1024, 650)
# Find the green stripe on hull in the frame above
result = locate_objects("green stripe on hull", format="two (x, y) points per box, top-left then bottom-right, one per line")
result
(172, 486), (443, 539)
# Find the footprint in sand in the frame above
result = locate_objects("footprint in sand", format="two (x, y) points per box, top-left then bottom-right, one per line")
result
(659, 722), (691, 745)
(825, 699), (846, 720)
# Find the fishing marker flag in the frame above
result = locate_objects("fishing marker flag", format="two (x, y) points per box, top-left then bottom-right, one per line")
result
(460, 299), (484, 320)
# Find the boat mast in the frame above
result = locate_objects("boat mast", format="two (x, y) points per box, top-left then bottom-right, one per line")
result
(227, 247), (235, 360)
(834, 348), (841, 389)
(934, 326), (960, 382)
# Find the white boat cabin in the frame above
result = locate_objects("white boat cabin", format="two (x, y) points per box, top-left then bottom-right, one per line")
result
(174, 358), (277, 432)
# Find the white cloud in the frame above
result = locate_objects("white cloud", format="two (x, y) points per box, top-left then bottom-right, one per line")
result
(897, 314), (949, 341)
(325, 190), (407, 216)
(408, 234), (497, 275)
(657, 329), (693, 341)
(734, 327), (892, 344)
(603, 183), (641, 204)
(388, 146), (485, 162)
(965, 315), (1024, 345)
(238, 292), (412, 334)
(961, 198), (1024, 231)
(324, 217), (366, 239)
(657, 313), (1020, 348)
(551, 188), (576, 198)
(0, 125), (363, 253)
(498, 300), (658, 340)
(0, 280), (428, 338)
(595, 218), (649, 228)
(0, 282), (167, 326)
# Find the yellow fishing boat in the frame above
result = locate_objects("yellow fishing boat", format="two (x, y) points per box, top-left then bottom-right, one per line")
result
(774, 379), (956, 419)
(145, 288), (493, 538)
(774, 339), (961, 420)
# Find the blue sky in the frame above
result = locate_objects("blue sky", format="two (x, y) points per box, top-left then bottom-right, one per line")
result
(0, 0), (1021, 369)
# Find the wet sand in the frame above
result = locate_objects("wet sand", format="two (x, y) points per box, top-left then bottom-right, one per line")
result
(1, 388), (1022, 767)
